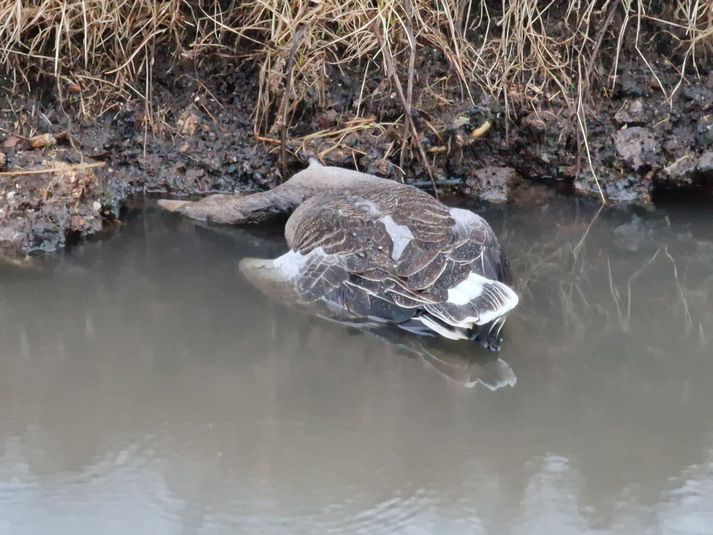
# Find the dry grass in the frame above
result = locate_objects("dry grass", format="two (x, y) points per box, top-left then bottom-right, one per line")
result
(0, 1), (188, 116)
(1, 1), (711, 182)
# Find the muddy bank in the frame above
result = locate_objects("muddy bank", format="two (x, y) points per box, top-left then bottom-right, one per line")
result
(0, 63), (276, 257)
(1, 58), (712, 256)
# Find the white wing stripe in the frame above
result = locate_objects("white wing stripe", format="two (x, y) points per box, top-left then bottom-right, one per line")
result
(416, 316), (469, 340)
(447, 272), (489, 305)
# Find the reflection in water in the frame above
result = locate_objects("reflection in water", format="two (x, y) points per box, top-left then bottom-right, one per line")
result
(1, 193), (713, 534)
(367, 329), (516, 390)
(410, 343), (515, 391)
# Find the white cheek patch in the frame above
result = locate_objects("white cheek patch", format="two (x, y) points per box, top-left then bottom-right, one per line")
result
(380, 215), (414, 261)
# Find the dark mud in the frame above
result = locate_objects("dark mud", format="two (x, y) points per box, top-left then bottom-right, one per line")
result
(1, 58), (712, 257)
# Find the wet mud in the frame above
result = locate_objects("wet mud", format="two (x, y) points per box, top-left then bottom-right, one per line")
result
(1, 59), (711, 257)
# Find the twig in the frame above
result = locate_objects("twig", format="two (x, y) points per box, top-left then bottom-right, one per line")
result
(625, 248), (661, 327)
(410, 178), (462, 188)
(572, 202), (604, 259)
(255, 135), (281, 145)
(279, 25), (307, 180)
(574, 1), (618, 205)
(576, 54), (607, 205)
(583, 0), (620, 97)
(400, 0), (417, 172)
(662, 246), (693, 335)
(0, 161), (105, 176)
(373, 19), (437, 198)
(355, 61), (370, 119)
(257, 121), (396, 153)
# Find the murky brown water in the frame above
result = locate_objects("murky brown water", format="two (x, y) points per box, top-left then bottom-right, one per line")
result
(1, 194), (712, 534)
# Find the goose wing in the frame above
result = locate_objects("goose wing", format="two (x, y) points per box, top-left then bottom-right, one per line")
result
(270, 184), (518, 336)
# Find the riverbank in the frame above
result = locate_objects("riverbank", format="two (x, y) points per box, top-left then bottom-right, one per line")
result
(1, 1), (711, 256)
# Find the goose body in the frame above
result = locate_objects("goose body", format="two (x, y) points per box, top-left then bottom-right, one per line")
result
(233, 163), (518, 348)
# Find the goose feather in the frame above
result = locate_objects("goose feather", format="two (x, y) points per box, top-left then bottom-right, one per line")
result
(240, 178), (518, 344)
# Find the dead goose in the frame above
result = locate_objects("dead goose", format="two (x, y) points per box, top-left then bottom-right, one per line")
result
(159, 160), (519, 349)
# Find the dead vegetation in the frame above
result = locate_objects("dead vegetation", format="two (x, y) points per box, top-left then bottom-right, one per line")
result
(0, 1), (711, 189)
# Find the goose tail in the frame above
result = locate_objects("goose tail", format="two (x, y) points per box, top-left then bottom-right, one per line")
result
(412, 273), (519, 349)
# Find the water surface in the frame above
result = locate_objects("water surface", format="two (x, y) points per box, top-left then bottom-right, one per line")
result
(1, 193), (712, 534)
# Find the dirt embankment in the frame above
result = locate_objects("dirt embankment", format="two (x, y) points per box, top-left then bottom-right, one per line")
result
(1, 2), (712, 257)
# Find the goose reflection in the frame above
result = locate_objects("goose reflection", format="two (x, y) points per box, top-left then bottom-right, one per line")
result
(239, 258), (516, 391)
(372, 328), (517, 390)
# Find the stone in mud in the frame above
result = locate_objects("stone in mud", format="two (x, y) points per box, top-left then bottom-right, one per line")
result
(0, 224), (27, 265)
(0, 225), (24, 248)
(662, 125), (694, 158)
(683, 86), (713, 111)
(574, 167), (653, 204)
(697, 115), (713, 145)
(661, 153), (697, 186)
(614, 127), (661, 171)
(464, 166), (522, 203)
(316, 109), (339, 129)
(696, 151), (713, 179)
(177, 107), (201, 136)
(365, 158), (396, 178)
(613, 99), (651, 126)
(321, 147), (353, 167)
(520, 112), (547, 133)
(618, 64), (651, 97)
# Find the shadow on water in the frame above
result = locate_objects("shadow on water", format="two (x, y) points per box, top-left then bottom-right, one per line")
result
(1, 194), (713, 534)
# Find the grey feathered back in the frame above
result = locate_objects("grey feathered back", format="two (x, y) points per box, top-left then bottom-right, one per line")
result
(279, 180), (508, 325)
(228, 162), (518, 344)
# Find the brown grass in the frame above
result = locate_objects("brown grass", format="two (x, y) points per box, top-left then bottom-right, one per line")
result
(1, 1), (711, 194)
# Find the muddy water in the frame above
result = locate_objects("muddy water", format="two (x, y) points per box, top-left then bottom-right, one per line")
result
(1, 194), (712, 534)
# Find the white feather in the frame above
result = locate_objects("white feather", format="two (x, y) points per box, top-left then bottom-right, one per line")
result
(415, 316), (469, 340)
(271, 247), (331, 279)
(446, 272), (519, 324)
(271, 250), (309, 279)
(380, 215), (414, 261)
(447, 272), (489, 305)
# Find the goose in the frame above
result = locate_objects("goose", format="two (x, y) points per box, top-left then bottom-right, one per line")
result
(159, 160), (519, 350)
